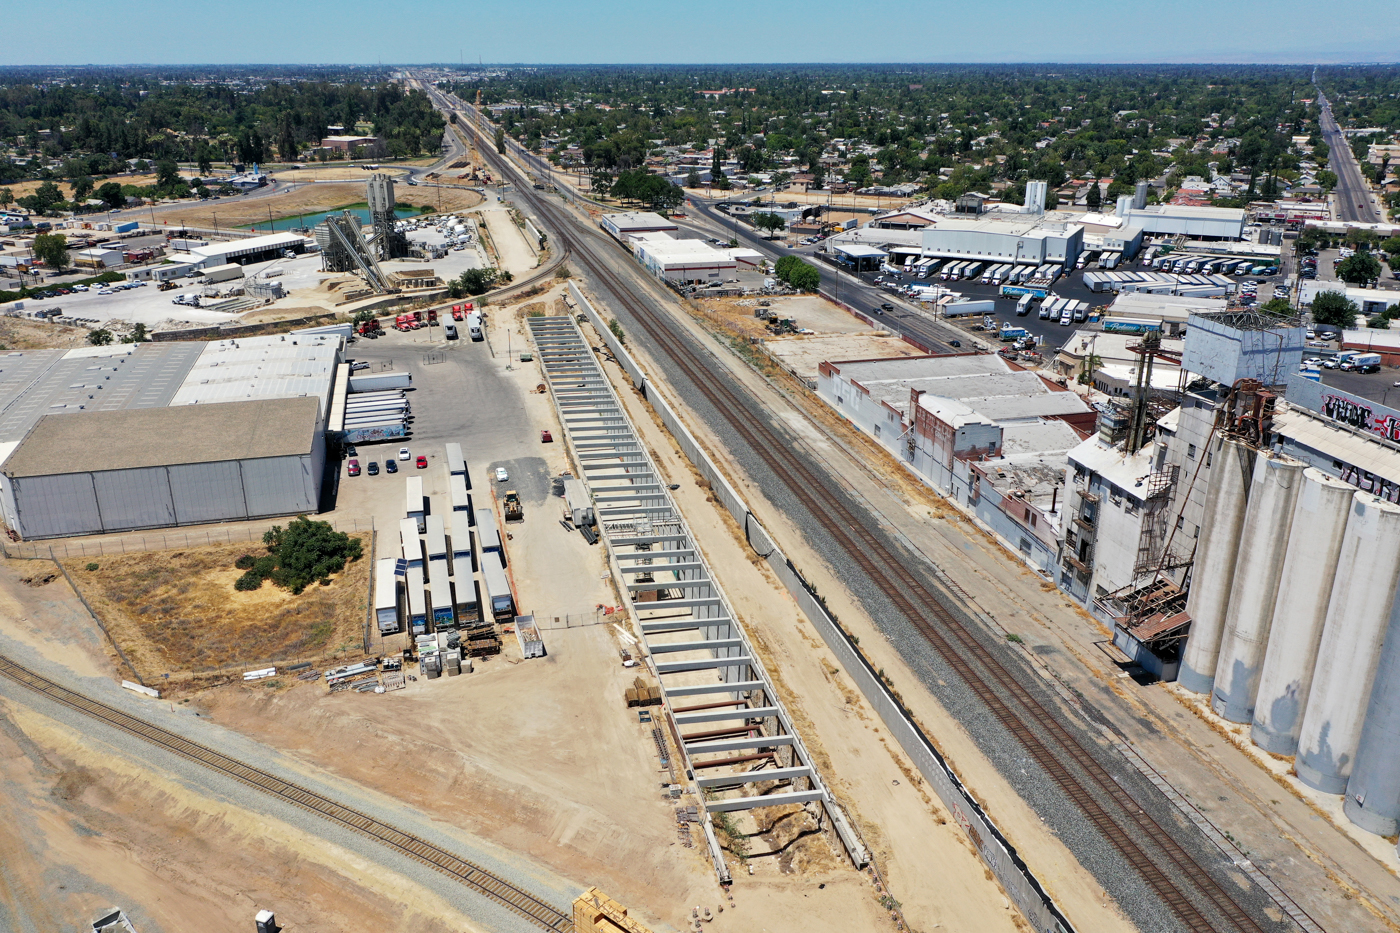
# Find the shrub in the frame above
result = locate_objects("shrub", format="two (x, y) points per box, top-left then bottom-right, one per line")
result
(234, 554), (257, 570)
(85, 562), (99, 571)
(234, 571), (263, 591)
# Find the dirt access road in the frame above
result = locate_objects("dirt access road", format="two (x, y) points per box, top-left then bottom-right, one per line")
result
(157, 183), (482, 231)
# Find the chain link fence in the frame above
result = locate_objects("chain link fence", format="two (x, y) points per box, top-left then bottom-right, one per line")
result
(1, 518), (375, 562)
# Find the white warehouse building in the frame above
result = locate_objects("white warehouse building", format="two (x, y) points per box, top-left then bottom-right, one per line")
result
(919, 214), (1085, 267)
(1121, 204), (1246, 240)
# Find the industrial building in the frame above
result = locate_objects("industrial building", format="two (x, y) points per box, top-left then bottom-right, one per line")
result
(599, 211), (679, 242)
(628, 232), (762, 286)
(1119, 204), (1247, 240)
(0, 397), (324, 538)
(817, 354), (1093, 573)
(188, 232), (313, 268)
(1074, 305), (1400, 843)
(0, 334), (342, 540)
(1299, 283), (1400, 318)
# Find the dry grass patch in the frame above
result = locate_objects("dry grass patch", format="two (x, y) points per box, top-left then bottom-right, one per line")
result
(73, 534), (371, 681)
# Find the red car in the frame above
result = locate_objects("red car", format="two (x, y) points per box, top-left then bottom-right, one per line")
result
(415, 455), (428, 469)
(347, 459), (361, 476)
(540, 430), (553, 443)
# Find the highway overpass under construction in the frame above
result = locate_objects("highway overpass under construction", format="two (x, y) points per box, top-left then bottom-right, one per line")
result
(527, 313), (868, 882)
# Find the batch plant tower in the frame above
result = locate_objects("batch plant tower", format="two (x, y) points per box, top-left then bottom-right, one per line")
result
(367, 173), (410, 261)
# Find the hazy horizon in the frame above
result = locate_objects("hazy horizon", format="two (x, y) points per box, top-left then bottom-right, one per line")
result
(4, 0), (1399, 67)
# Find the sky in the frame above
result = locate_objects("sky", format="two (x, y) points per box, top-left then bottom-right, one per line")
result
(4, 0), (1399, 66)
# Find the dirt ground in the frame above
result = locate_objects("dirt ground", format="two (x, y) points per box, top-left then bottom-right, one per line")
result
(0, 316), (92, 349)
(157, 184), (482, 231)
(279, 165), (411, 182)
(70, 534), (371, 682)
(765, 333), (928, 381)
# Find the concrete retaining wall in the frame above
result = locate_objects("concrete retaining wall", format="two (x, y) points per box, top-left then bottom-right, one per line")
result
(567, 280), (1074, 933)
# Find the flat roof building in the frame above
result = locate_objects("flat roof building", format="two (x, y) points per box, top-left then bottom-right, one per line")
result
(918, 214), (1085, 267)
(599, 211), (679, 242)
(1122, 204), (1246, 240)
(631, 234), (737, 284)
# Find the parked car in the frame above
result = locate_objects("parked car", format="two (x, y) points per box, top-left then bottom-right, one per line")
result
(415, 455), (428, 469)
(347, 459), (361, 476)
(494, 466), (509, 482)
(398, 447), (411, 460)
(346, 445), (358, 457)
(350, 361), (371, 371)
(367, 461), (379, 476)
(385, 459), (397, 474)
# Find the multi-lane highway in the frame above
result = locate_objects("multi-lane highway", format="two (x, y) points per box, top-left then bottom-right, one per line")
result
(1316, 90), (1383, 224)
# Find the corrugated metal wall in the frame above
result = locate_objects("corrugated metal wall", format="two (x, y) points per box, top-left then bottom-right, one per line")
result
(12, 453), (321, 538)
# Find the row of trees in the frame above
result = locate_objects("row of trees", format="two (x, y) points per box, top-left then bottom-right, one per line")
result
(446, 267), (512, 299)
(594, 168), (683, 211)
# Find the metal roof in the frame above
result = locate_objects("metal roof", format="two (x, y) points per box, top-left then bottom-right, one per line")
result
(3, 396), (320, 477)
(1274, 407), (1400, 488)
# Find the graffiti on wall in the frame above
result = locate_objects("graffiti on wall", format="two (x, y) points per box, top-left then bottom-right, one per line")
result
(1322, 394), (1400, 443)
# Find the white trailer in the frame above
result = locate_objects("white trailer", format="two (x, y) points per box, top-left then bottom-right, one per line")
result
(475, 507), (502, 559)
(406, 476), (425, 532)
(428, 559), (455, 629)
(374, 557), (401, 635)
(406, 565), (427, 635)
(563, 477), (594, 527)
(445, 442), (466, 476)
(480, 551), (515, 621)
(450, 473), (472, 513)
(400, 517), (424, 570)
(449, 510), (475, 576)
(424, 514), (448, 564)
(348, 371), (412, 392)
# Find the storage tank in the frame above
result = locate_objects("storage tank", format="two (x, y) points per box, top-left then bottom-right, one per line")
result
(1343, 597), (1400, 835)
(1211, 454), (1304, 723)
(1296, 493), (1400, 793)
(1180, 436), (1255, 695)
(1251, 469), (1355, 754)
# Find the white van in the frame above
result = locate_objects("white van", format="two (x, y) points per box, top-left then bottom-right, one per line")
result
(466, 311), (483, 341)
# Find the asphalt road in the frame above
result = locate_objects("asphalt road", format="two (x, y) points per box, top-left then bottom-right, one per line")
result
(1316, 91), (1383, 225)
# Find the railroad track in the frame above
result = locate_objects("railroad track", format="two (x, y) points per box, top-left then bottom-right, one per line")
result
(0, 656), (573, 933)
(446, 99), (1280, 933)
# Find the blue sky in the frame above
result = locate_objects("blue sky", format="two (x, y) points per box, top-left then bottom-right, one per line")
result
(5, 0), (1399, 65)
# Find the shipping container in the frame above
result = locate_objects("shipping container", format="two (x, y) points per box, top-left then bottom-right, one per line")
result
(400, 517), (424, 569)
(424, 514), (448, 563)
(406, 565), (427, 635)
(374, 557), (401, 635)
(475, 507), (502, 557)
(406, 476), (425, 533)
(450, 473), (472, 513)
(428, 559), (455, 627)
(113, 220), (139, 234)
(480, 551), (515, 621)
(450, 510), (475, 573)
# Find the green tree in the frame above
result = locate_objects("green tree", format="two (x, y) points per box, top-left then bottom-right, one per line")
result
(1085, 182), (1102, 210)
(87, 328), (112, 346)
(96, 182), (125, 209)
(752, 212), (785, 237)
(1310, 290), (1359, 330)
(1316, 169), (1338, 192)
(70, 175), (94, 203)
(1259, 297), (1294, 316)
(18, 181), (64, 215)
(1338, 252), (1382, 286)
(0, 187), (11, 209)
(494, 127), (506, 154)
(155, 159), (182, 190)
(685, 169), (701, 188)
(32, 233), (69, 272)
(197, 146), (213, 176)
(250, 516), (363, 595)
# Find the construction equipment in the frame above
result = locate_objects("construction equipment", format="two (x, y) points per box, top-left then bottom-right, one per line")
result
(502, 490), (523, 523)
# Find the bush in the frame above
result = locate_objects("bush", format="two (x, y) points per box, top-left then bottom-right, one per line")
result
(85, 562), (99, 572)
(234, 553), (257, 570)
(234, 572), (263, 591)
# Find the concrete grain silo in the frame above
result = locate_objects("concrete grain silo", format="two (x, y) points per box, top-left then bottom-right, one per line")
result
(1344, 602), (1400, 835)
(1251, 469), (1356, 755)
(1295, 493), (1400, 793)
(1180, 436), (1255, 695)
(1211, 453), (1304, 723)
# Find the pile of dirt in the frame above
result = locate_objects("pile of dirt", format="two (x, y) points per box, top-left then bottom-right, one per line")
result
(20, 570), (57, 587)
(71, 536), (371, 680)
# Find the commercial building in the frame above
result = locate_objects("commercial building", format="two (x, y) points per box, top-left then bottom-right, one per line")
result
(630, 233), (762, 285)
(817, 353), (1092, 573)
(320, 135), (381, 153)
(1102, 293), (1229, 338)
(918, 214), (1085, 267)
(188, 232), (313, 268)
(599, 211), (678, 243)
(1299, 283), (1400, 317)
(0, 335), (342, 539)
(1121, 204), (1246, 240)
(0, 397), (324, 538)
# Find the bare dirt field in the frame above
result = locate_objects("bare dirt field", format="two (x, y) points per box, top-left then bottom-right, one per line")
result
(70, 534), (371, 682)
(0, 316), (92, 349)
(281, 165), (411, 182)
(157, 184), (482, 231)
(766, 333), (928, 381)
